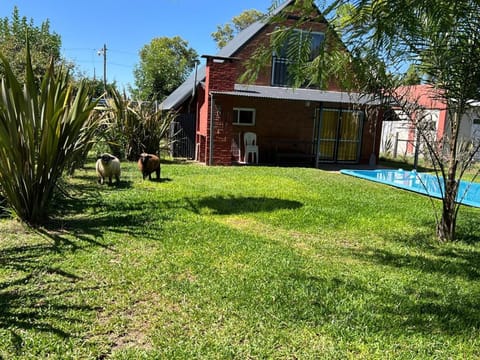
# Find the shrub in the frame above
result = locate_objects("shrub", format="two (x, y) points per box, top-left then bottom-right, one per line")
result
(0, 44), (99, 225)
(102, 89), (175, 160)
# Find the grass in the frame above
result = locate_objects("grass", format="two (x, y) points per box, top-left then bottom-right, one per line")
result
(379, 155), (433, 171)
(1, 160), (480, 359)
(379, 155), (480, 182)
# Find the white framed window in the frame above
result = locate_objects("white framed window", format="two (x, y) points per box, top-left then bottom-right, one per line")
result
(233, 108), (256, 126)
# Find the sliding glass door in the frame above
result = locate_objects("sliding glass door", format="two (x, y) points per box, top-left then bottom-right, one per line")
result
(315, 108), (363, 163)
(316, 109), (339, 161)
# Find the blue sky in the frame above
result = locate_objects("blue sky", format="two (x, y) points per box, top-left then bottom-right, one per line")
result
(0, 0), (281, 91)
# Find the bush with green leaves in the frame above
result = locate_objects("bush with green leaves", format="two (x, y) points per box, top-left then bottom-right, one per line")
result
(102, 89), (174, 160)
(0, 46), (99, 225)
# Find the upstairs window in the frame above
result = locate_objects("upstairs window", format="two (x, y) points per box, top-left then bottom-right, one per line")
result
(272, 30), (325, 87)
(233, 108), (256, 126)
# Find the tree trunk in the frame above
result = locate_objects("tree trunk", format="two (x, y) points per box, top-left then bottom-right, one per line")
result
(437, 109), (460, 242)
(437, 174), (458, 241)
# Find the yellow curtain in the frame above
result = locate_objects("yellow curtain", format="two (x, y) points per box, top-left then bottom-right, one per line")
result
(318, 110), (339, 160)
(337, 111), (361, 161)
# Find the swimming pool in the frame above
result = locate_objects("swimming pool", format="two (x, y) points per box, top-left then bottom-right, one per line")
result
(340, 169), (480, 208)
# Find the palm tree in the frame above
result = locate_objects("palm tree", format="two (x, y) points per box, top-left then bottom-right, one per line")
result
(258, 0), (480, 241)
(334, 0), (480, 241)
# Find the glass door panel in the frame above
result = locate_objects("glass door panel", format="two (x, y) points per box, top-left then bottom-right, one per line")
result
(317, 109), (339, 161)
(337, 111), (362, 162)
(316, 109), (363, 163)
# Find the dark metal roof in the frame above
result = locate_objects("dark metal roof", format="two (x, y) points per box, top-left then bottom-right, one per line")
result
(211, 84), (379, 105)
(160, 0), (294, 110)
(160, 66), (206, 110)
(216, 0), (294, 59)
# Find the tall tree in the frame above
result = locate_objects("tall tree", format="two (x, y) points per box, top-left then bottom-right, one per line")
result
(255, 0), (480, 241)
(0, 6), (62, 81)
(331, 0), (480, 242)
(211, 9), (264, 49)
(131, 36), (198, 101)
(81, 77), (118, 99)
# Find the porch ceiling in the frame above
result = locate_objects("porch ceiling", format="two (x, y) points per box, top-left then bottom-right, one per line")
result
(211, 84), (379, 105)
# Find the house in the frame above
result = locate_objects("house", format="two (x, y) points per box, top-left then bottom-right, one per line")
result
(380, 84), (480, 160)
(162, 0), (383, 166)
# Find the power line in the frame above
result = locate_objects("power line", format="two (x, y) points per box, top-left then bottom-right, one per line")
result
(62, 47), (97, 51)
(108, 49), (137, 56)
(109, 62), (134, 68)
(63, 47), (136, 56)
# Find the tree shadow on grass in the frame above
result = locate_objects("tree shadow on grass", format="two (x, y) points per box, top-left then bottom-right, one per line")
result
(44, 190), (183, 245)
(320, 230), (480, 337)
(44, 176), (164, 246)
(43, 194), (303, 246)
(282, 268), (480, 339)
(45, 210), (174, 244)
(45, 189), (113, 249)
(224, 225), (480, 343)
(0, 243), (104, 354)
(190, 195), (303, 215)
(362, 229), (480, 280)
(455, 215), (480, 245)
(359, 244), (480, 281)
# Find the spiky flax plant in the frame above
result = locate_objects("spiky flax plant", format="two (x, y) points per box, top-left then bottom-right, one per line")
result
(0, 45), (98, 225)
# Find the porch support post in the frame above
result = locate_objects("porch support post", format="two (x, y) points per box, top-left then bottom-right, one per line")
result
(369, 109), (378, 167)
(314, 103), (323, 168)
(209, 93), (215, 165)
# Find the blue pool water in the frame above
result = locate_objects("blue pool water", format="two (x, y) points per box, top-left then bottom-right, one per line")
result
(340, 169), (480, 208)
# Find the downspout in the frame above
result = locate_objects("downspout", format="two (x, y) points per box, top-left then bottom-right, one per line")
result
(195, 100), (200, 161)
(209, 93), (215, 165)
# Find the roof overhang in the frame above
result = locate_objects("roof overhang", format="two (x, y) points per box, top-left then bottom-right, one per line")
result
(201, 55), (241, 62)
(210, 84), (380, 106)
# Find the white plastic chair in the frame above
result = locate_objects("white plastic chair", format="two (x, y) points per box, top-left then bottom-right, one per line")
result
(244, 132), (259, 164)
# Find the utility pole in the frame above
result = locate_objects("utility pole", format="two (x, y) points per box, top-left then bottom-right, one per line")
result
(98, 44), (107, 93)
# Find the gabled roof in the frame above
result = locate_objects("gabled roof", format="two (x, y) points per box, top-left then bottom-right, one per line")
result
(160, 0), (294, 110)
(215, 0), (294, 58)
(160, 66), (206, 110)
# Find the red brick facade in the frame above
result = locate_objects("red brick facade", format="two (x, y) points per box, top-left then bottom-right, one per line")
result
(199, 57), (238, 165)
(192, 2), (382, 166)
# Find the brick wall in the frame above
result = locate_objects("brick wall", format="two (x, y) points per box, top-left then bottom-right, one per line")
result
(211, 94), (382, 165)
(194, 4), (377, 166)
(201, 57), (238, 165)
(231, 20), (337, 89)
(206, 58), (237, 92)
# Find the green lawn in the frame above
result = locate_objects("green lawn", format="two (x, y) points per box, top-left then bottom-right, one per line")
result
(1, 161), (479, 359)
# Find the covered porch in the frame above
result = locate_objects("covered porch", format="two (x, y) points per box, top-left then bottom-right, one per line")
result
(202, 85), (381, 167)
